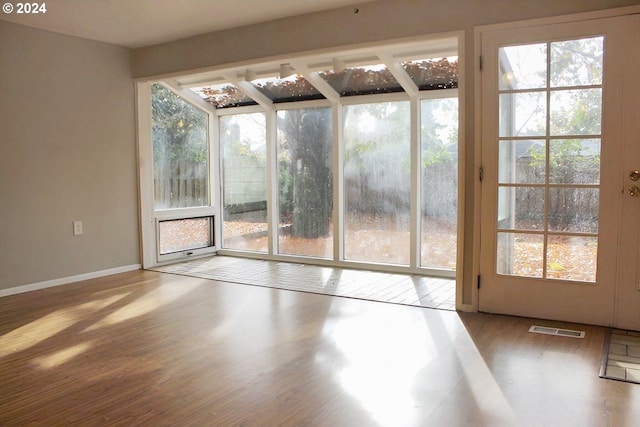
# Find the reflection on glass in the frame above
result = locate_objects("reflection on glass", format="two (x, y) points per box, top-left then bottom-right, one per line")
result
(421, 97), (458, 269)
(497, 232), (543, 278)
(158, 217), (213, 255)
(277, 107), (333, 258)
(549, 139), (600, 184)
(550, 89), (602, 135)
(546, 235), (597, 282)
(498, 43), (547, 90)
(251, 74), (325, 103)
(551, 37), (604, 87)
(344, 101), (410, 265)
(220, 113), (268, 252)
(191, 83), (257, 108)
(498, 186), (545, 230)
(548, 188), (599, 233)
(498, 140), (546, 184)
(319, 64), (403, 97)
(402, 57), (458, 90)
(151, 83), (209, 209)
(499, 92), (547, 137)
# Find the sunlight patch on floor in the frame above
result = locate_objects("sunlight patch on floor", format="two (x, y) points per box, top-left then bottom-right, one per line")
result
(31, 341), (92, 369)
(0, 293), (129, 356)
(83, 280), (203, 331)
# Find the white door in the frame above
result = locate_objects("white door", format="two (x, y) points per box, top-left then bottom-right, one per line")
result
(614, 14), (640, 331)
(479, 13), (640, 327)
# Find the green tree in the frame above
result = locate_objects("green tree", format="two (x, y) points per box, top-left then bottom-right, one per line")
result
(151, 84), (207, 163)
(278, 108), (333, 238)
(151, 83), (208, 208)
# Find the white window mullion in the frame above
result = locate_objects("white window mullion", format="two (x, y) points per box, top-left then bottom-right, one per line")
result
(266, 110), (278, 256)
(333, 102), (344, 261)
(410, 97), (421, 269)
(211, 111), (221, 249)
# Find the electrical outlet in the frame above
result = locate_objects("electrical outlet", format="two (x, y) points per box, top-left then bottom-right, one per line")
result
(73, 220), (83, 236)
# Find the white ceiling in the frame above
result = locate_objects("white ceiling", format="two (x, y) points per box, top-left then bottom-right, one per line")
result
(0, 0), (375, 48)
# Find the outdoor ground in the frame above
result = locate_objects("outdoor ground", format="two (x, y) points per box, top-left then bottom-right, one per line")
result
(159, 216), (596, 281)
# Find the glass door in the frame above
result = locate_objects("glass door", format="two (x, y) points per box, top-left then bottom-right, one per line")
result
(479, 14), (636, 325)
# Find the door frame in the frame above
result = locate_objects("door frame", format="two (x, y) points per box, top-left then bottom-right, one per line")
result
(471, 5), (640, 319)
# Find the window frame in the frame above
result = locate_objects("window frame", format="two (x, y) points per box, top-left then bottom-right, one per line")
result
(137, 33), (463, 281)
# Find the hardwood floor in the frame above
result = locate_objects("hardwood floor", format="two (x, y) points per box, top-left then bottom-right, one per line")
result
(1, 270), (639, 426)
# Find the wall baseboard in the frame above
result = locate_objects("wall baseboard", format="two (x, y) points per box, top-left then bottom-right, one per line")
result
(0, 264), (142, 298)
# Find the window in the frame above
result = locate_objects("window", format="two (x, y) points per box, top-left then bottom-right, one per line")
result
(343, 101), (411, 265)
(151, 83), (209, 209)
(421, 97), (458, 269)
(142, 36), (460, 276)
(158, 217), (214, 255)
(277, 107), (333, 258)
(193, 83), (257, 109)
(220, 113), (268, 252)
(319, 63), (403, 96)
(402, 57), (458, 90)
(251, 75), (325, 103)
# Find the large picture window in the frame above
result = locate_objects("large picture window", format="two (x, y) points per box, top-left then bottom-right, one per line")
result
(220, 113), (268, 252)
(277, 107), (333, 258)
(343, 101), (411, 265)
(141, 36), (460, 276)
(421, 97), (459, 269)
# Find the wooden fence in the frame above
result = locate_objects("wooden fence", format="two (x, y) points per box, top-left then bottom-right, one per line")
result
(154, 160), (208, 209)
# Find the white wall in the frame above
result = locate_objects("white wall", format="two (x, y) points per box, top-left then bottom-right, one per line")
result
(131, 0), (639, 78)
(0, 21), (139, 291)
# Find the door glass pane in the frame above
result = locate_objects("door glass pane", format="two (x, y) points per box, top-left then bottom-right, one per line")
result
(550, 89), (602, 135)
(151, 83), (209, 209)
(499, 140), (546, 184)
(499, 92), (547, 137)
(344, 101), (410, 265)
(497, 232), (543, 278)
(499, 43), (547, 90)
(548, 188), (599, 233)
(277, 107), (333, 258)
(220, 113), (268, 252)
(546, 235), (597, 282)
(549, 139), (600, 184)
(421, 97), (458, 269)
(550, 37), (603, 87)
(498, 186), (545, 230)
(158, 217), (213, 255)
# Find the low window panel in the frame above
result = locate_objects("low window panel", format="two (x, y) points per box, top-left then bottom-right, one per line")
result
(158, 217), (214, 255)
